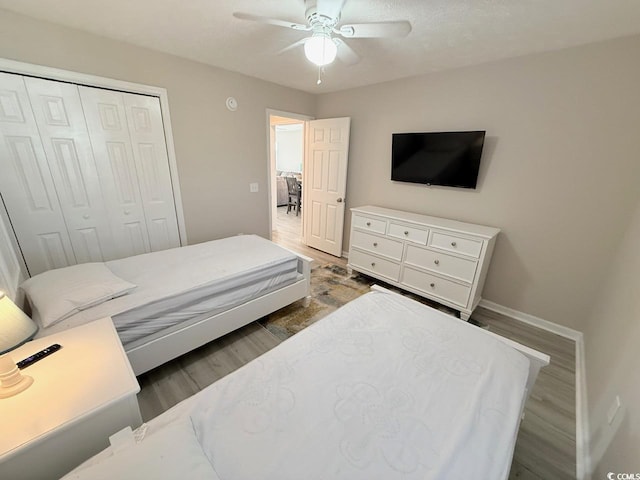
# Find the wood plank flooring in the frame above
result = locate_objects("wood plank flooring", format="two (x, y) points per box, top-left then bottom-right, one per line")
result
(137, 209), (577, 479)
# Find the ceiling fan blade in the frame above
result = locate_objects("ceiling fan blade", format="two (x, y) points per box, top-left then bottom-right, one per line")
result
(276, 38), (308, 55)
(338, 21), (412, 38)
(233, 12), (310, 31)
(334, 38), (360, 66)
(315, 0), (347, 20)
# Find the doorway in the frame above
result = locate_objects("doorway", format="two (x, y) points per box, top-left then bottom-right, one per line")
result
(267, 111), (311, 250)
(267, 110), (351, 258)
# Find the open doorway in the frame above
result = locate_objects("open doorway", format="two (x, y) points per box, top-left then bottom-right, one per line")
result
(267, 111), (311, 249)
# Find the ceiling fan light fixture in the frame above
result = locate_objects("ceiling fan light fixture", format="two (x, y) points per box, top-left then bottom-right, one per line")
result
(304, 34), (337, 66)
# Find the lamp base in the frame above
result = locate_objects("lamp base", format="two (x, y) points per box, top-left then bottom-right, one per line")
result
(0, 374), (33, 398)
(0, 353), (34, 398)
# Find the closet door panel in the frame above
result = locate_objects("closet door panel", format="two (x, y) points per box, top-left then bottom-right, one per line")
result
(0, 73), (76, 275)
(124, 93), (180, 251)
(78, 86), (151, 258)
(25, 77), (115, 264)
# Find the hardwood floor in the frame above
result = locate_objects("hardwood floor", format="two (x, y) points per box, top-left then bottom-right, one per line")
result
(473, 307), (577, 479)
(272, 205), (347, 267)
(137, 209), (577, 479)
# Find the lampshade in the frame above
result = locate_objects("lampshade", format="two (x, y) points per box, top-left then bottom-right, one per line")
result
(0, 292), (38, 398)
(304, 34), (337, 66)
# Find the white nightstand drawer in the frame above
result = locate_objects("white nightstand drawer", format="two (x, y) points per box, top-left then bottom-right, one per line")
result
(353, 214), (387, 234)
(429, 231), (483, 258)
(388, 222), (429, 244)
(350, 249), (401, 281)
(401, 267), (471, 307)
(405, 245), (478, 283)
(351, 230), (403, 260)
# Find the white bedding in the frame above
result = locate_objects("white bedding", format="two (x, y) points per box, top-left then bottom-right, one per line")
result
(66, 289), (530, 480)
(37, 235), (298, 344)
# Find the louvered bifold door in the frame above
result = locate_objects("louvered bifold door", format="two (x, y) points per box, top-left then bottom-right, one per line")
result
(0, 72), (76, 275)
(24, 77), (117, 265)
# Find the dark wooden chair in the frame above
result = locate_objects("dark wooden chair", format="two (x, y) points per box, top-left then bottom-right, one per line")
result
(285, 177), (302, 216)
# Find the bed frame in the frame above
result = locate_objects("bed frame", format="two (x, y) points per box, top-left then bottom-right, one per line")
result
(126, 252), (312, 376)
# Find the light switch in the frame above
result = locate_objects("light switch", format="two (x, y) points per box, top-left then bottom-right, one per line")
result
(249, 182), (259, 193)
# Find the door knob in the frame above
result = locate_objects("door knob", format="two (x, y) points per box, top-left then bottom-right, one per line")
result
(337, 198), (343, 203)
(83, 214), (90, 220)
(124, 210), (131, 215)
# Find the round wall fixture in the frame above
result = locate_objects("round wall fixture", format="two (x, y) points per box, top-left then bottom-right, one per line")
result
(225, 97), (238, 111)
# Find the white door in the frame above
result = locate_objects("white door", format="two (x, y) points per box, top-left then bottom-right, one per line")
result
(0, 72), (76, 275)
(79, 85), (152, 258)
(123, 93), (181, 251)
(304, 117), (351, 256)
(25, 77), (116, 264)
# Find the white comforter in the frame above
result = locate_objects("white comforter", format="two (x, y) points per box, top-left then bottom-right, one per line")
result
(66, 289), (530, 480)
(40, 235), (297, 341)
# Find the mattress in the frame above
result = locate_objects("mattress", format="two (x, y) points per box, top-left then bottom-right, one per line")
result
(39, 235), (299, 345)
(65, 289), (530, 480)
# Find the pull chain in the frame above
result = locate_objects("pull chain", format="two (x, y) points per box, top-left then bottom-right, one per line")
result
(317, 65), (322, 85)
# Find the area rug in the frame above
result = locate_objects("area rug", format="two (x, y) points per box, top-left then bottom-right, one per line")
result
(259, 263), (459, 340)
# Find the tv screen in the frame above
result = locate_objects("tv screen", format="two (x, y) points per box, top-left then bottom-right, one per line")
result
(391, 131), (485, 189)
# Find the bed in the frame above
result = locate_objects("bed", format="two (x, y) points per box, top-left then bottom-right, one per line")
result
(63, 285), (549, 480)
(20, 234), (312, 375)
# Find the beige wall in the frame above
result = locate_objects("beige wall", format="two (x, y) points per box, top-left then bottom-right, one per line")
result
(584, 196), (640, 475)
(317, 35), (640, 330)
(0, 9), (316, 245)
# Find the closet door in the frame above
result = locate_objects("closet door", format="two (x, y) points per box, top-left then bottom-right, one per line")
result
(78, 86), (152, 258)
(123, 93), (180, 251)
(24, 77), (116, 264)
(0, 72), (76, 275)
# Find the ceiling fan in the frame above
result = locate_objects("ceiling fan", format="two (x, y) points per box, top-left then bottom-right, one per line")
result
(233, 0), (411, 82)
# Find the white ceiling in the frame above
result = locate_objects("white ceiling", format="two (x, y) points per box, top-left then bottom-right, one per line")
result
(2, 0), (640, 94)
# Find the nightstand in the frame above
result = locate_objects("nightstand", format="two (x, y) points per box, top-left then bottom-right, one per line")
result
(0, 318), (142, 480)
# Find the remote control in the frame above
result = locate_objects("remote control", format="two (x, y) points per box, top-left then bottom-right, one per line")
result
(17, 344), (62, 369)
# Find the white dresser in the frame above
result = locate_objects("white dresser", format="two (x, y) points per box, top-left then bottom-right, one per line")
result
(347, 206), (500, 320)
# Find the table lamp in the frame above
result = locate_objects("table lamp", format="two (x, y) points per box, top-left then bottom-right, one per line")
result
(0, 291), (38, 398)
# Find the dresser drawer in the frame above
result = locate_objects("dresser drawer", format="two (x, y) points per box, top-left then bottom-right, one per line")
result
(353, 214), (387, 235)
(405, 245), (478, 283)
(350, 249), (401, 281)
(351, 230), (403, 261)
(388, 222), (429, 244)
(429, 231), (483, 258)
(401, 267), (471, 307)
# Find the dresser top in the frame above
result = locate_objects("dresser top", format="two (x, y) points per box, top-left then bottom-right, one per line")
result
(351, 205), (500, 238)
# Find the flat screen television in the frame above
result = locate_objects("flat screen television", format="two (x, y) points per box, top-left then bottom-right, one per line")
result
(391, 131), (486, 189)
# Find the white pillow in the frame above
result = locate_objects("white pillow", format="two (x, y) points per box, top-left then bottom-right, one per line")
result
(20, 263), (136, 328)
(64, 420), (221, 480)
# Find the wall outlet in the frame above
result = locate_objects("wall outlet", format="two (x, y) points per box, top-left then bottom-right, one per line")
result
(607, 395), (621, 425)
(249, 182), (259, 193)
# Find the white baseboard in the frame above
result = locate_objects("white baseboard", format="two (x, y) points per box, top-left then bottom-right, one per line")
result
(478, 299), (582, 340)
(477, 299), (590, 479)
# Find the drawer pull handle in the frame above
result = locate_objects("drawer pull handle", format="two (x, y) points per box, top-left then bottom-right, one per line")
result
(83, 214), (90, 220)
(366, 222), (371, 227)
(373, 242), (378, 247)
(430, 283), (436, 288)
(404, 230), (409, 235)
(434, 259), (440, 265)
(371, 262), (376, 267)
(451, 241), (457, 247)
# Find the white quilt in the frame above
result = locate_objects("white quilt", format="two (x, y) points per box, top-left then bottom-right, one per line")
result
(65, 290), (530, 480)
(38, 235), (298, 342)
